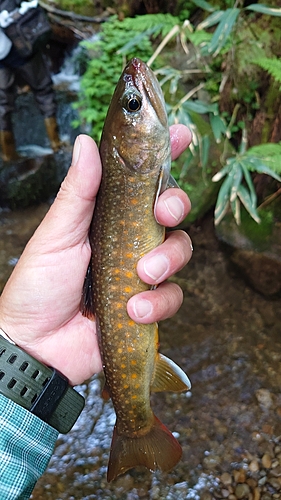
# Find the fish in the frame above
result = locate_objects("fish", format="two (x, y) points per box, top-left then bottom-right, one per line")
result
(81, 57), (191, 482)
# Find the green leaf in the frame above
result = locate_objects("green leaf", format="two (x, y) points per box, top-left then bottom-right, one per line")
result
(204, 8), (240, 56)
(240, 160), (257, 206)
(190, 0), (216, 12)
(117, 26), (161, 54)
(246, 4), (281, 17)
(212, 163), (231, 182)
(210, 114), (227, 143)
(230, 162), (243, 202)
(237, 185), (261, 223)
(214, 166), (237, 224)
(230, 197), (241, 225)
(245, 157), (281, 182)
(183, 99), (218, 114)
(201, 135), (210, 169)
(197, 10), (225, 30)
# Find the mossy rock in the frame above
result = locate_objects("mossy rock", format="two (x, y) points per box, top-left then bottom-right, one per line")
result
(216, 206), (281, 296)
(0, 155), (61, 209)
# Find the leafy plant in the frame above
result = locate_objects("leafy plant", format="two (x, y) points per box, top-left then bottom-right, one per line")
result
(212, 135), (281, 225)
(74, 14), (179, 140)
(75, 3), (281, 225)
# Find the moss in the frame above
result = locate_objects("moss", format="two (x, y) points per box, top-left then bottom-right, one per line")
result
(0, 156), (60, 209)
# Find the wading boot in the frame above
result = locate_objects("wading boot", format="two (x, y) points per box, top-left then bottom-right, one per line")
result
(44, 116), (62, 152)
(0, 130), (20, 161)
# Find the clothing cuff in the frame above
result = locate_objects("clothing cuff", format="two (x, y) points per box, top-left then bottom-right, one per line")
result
(0, 394), (58, 499)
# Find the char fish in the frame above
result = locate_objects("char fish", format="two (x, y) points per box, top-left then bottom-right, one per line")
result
(82, 57), (191, 482)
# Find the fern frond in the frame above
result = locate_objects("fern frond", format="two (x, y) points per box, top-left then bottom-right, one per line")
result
(252, 57), (281, 86)
(123, 14), (180, 38)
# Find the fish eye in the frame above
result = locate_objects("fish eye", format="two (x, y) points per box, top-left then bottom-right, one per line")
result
(122, 93), (142, 113)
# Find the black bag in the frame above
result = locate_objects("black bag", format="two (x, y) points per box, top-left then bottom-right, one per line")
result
(4, 6), (52, 58)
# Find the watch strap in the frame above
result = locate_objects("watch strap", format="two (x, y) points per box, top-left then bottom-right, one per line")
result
(0, 335), (85, 433)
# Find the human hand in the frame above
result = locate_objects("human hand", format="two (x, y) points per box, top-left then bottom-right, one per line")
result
(0, 126), (193, 385)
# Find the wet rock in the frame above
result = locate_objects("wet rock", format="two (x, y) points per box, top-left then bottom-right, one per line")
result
(255, 389), (273, 410)
(0, 154), (61, 209)
(262, 453), (272, 469)
(235, 482), (250, 498)
(215, 209), (281, 296)
(249, 459), (260, 472)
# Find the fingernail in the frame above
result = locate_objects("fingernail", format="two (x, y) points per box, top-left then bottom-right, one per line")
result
(143, 254), (169, 282)
(133, 298), (153, 319)
(164, 196), (184, 222)
(72, 136), (81, 166)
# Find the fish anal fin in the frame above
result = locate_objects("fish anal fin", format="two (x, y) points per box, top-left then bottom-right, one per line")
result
(80, 262), (95, 320)
(151, 353), (191, 393)
(107, 415), (182, 482)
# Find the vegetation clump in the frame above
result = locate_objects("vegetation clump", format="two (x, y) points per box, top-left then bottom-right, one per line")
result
(74, 1), (281, 225)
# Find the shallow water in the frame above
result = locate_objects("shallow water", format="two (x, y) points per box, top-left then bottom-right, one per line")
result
(1, 207), (280, 499)
(1, 52), (280, 498)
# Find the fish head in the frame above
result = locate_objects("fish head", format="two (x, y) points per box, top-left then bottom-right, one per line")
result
(100, 58), (171, 180)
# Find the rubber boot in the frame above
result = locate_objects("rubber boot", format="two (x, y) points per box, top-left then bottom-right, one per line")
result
(44, 116), (62, 152)
(0, 130), (20, 161)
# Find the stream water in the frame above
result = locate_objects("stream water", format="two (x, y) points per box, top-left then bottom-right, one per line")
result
(0, 51), (281, 500)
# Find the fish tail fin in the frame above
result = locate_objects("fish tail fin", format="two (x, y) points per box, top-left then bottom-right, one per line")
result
(107, 414), (182, 482)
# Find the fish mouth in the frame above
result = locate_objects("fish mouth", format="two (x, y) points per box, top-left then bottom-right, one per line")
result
(124, 58), (168, 129)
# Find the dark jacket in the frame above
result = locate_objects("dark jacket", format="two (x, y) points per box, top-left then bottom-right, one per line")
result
(0, 0), (22, 12)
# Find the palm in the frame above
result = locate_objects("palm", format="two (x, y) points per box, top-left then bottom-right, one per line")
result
(0, 129), (192, 387)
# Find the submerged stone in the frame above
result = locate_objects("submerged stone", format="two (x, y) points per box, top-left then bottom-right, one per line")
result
(0, 151), (68, 209)
(215, 207), (281, 296)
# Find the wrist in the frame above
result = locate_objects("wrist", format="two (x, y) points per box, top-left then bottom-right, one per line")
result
(0, 327), (15, 344)
(0, 331), (85, 433)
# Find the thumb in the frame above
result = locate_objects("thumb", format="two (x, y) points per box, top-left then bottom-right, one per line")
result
(32, 134), (102, 250)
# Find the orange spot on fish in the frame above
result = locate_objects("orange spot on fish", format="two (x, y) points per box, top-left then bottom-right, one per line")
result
(122, 373), (127, 379)
(127, 346), (134, 353)
(128, 320), (135, 327)
(117, 323), (123, 329)
(125, 271), (134, 278)
(113, 269), (120, 274)
(124, 384), (129, 389)
(116, 303), (123, 309)
(121, 363), (126, 369)
(131, 360), (137, 366)
(132, 395), (137, 399)
(130, 198), (138, 205)
(131, 373), (137, 379)
(118, 348), (123, 353)
(126, 252), (133, 259)
(124, 286), (132, 293)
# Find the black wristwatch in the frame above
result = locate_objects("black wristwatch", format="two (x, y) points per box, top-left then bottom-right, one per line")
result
(0, 331), (85, 433)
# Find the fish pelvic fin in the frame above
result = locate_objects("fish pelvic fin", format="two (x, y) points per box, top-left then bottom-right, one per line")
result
(80, 262), (95, 320)
(107, 414), (182, 482)
(151, 353), (191, 393)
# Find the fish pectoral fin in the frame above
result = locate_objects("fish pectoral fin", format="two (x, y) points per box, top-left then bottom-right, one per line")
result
(80, 262), (95, 320)
(101, 381), (111, 401)
(151, 353), (191, 393)
(107, 414), (182, 482)
(167, 174), (180, 188)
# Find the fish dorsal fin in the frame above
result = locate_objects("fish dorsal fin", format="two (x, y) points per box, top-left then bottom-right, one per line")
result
(80, 262), (95, 320)
(151, 353), (191, 393)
